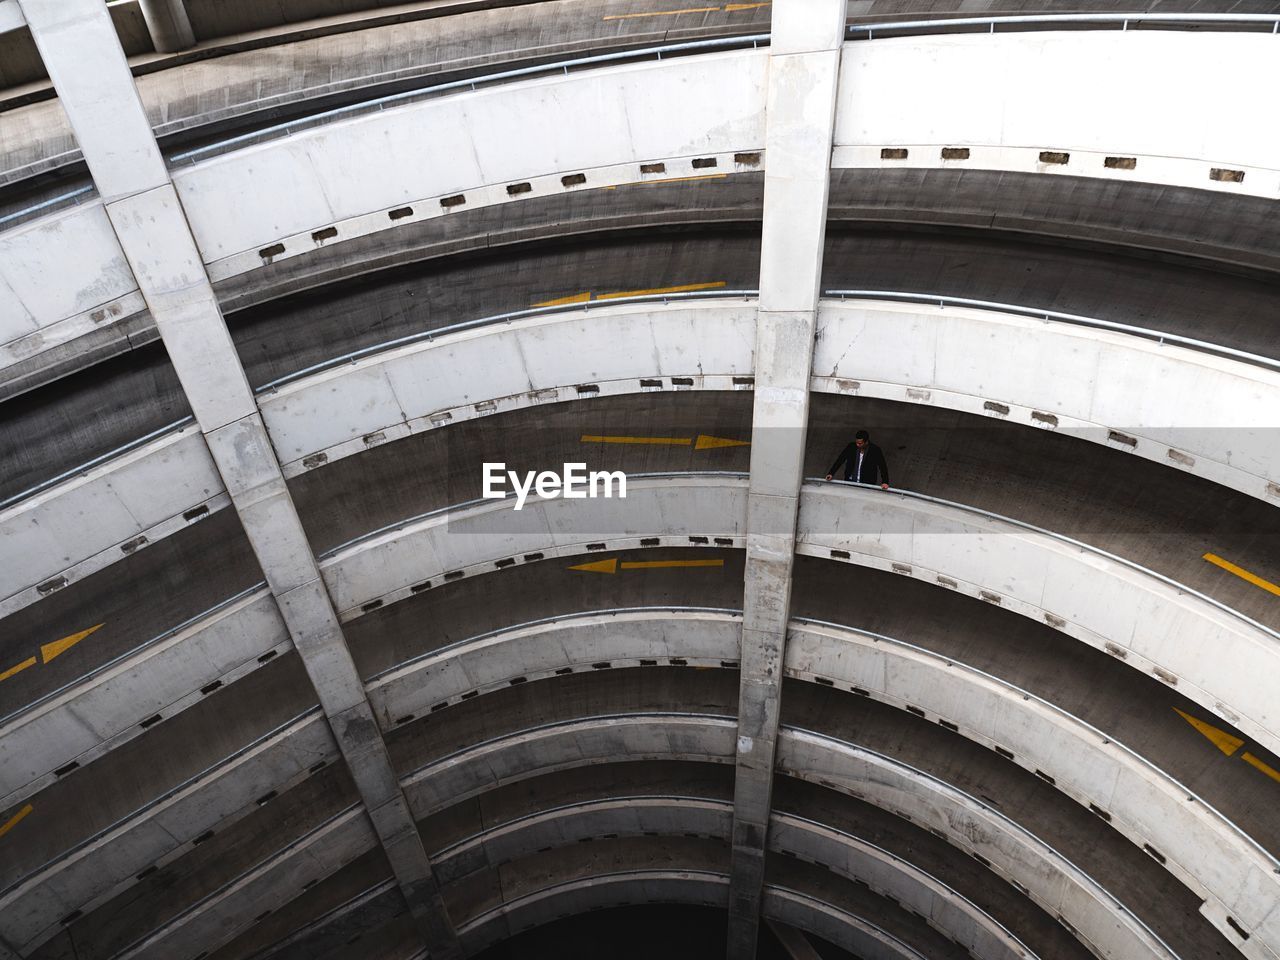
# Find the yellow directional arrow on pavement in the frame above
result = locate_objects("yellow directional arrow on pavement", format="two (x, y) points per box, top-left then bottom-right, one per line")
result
(0, 804), (33, 841)
(534, 281), (726, 308)
(1174, 707), (1280, 784)
(0, 623), (104, 687)
(569, 558), (725, 575)
(581, 434), (749, 450)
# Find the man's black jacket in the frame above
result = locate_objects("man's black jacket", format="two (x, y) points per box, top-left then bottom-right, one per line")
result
(828, 441), (890, 485)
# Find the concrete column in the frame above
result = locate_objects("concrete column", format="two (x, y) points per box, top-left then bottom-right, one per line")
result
(728, 4), (844, 958)
(137, 0), (194, 53)
(17, 3), (461, 957)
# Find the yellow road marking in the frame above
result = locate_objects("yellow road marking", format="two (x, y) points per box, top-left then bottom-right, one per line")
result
(1174, 707), (1243, 756)
(596, 281), (727, 300)
(0, 804), (33, 840)
(581, 435), (693, 446)
(569, 558), (726, 574)
(532, 291), (592, 308)
(41, 623), (104, 664)
(1202, 553), (1280, 597)
(0, 657), (36, 684)
(603, 5), (720, 20)
(606, 174), (729, 190)
(724, 1), (771, 9)
(1242, 752), (1280, 784)
(695, 434), (750, 450)
(621, 559), (724, 570)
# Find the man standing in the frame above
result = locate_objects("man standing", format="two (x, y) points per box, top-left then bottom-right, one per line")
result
(825, 430), (890, 489)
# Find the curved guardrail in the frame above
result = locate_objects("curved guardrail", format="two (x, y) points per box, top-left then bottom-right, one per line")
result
(782, 724), (1182, 960)
(809, 478), (1279, 643)
(847, 13), (1280, 39)
(823, 290), (1280, 370)
(792, 615), (1280, 871)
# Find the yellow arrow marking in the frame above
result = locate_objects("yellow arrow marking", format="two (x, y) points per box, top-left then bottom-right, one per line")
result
(532, 291), (592, 308)
(695, 434), (750, 450)
(1174, 707), (1244, 756)
(596, 281), (727, 300)
(569, 558), (725, 574)
(581, 435), (693, 446)
(0, 804), (33, 840)
(1242, 752), (1280, 785)
(0, 657), (36, 683)
(568, 558), (619, 574)
(41, 623), (104, 664)
(621, 559), (724, 570)
(1202, 553), (1280, 597)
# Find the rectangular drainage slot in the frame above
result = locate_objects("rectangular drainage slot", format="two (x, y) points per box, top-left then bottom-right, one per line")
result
(507, 182), (532, 196)
(38, 576), (68, 596)
(1167, 449), (1195, 467)
(561, 173), (587, 187)
(1153, 666), (1178, 686)
(395, 715), (415, 725)
(733, 376), (755, 387)
(254, 911), (272, 923)
(936, 575), (958, 589)
(576, 384), (599, 395)
(881, 148), (908, 160)
(906, 705), (925, 717)
(851, 687), (870, 697)
(1044, 612), (1066, 629)
(815, 677), (834, 686)
(360, 599), (383, 613)
(938, 719), (958, 732)
(1227, 916), (1251, 940)
(734, 152), (761, 166)
(640, 162), (666, 174)
(523, 553), (544, 562)
(139, 714), (162, 729)
(259, 243), (286, 260)
(979, 591), (1002, 605)
(444, 571), (464, 582)
(1211, 168), (1245, 183)
(256, 790), (278, 805)
(1035, 769), (1056, 786)
(983, 401), (1009, 416)
(1089, 803), (1112, 822)
(509, 676), (527, 685)
(136, 865), (158, 881)
(640, 659), (658, 666)
(257, 650), (278, 664)
(1108, 430), (1137, 447)
(714, 538), (734, 546)
(688, 536), (709, 545)
(311, 227), (338, 243)
(891, 562), (911, 575)
(669, 658), (688, 666)
(1104, 156), (1137, 170)
(302, 452), (328, 469)
(720, 660), (739, 669)
(302, 878), (320, 891)
(495, 558), (515, 568)
(1143, 844), (1166, 865)
(388, 206), (413, 220)
(1039, 150), (1070, 165)
(411, 581), (431, 593)
(830, 549), (850, 560)
(971, 852), (991, 867)
(671, 377), (694, 386)
(641, 538), (660, 547)
(308, 760), (327, 773)
(555, 667), (574, 675)
(193, 830), (214, 845)
(183, 505), (210, 522)
(994, 745), (1014, 760)
(440, 194), (466, 208)
(200, 680), (222, 695)
(941, 147), (970, 160)
(691, 157), (718, 169)
(591, 662), (611, 670)
(640, 378), (662, 388)
(61, 911), (82, 926)
(363, 431), (386, 446)
(460, 690), (478, 700)
(1031, 411), (1058, 427)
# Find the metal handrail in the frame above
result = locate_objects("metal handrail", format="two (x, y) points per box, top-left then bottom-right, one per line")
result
(848, 12), (1280, 39)
(0, 415), (197, 513)
(366, 605), (744, 684)
(780, 723), (1183, 960)
(806, 477), (1280, 642)
(0, 184), (95, 230)
(167, 34), (769, 166)
(792, 615), (1280, 869)
(255, 289), (759, 394)
(823, 290), (1280, 370)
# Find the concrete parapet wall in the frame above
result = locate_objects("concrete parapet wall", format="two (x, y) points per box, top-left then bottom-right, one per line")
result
(835, 32), (1280, 199)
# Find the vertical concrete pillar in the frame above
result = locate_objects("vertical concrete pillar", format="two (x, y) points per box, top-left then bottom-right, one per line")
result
(728, 4), (844, 958)
(17, 2), (460, 956)
(138, 0), (195, 53)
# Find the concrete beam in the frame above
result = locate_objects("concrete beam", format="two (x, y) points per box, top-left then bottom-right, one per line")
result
(767, 920), (823, 960)
(729, 3), (844, 956)
(17, 2), (461, 956)
(137, 0), (193, 53)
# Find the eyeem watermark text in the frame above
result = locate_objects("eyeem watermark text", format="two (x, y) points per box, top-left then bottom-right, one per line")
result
(483, 463), (627, 511)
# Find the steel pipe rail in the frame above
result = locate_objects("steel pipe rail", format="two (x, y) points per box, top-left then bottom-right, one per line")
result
(847, 13), (1280, 39)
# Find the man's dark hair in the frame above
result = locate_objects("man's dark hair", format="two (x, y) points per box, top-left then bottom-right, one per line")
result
(854, 430), (869, 441)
